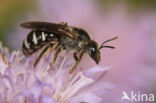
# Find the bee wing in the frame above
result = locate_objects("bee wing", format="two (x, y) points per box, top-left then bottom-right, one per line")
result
(20, 21), (74, 38)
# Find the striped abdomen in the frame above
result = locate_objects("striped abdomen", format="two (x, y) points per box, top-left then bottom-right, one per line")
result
(22, 30), (60, 56)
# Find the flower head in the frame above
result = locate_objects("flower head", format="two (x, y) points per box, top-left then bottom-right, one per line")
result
(0, 43), (114, 103)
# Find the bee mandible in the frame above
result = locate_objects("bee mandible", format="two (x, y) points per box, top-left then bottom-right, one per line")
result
(21, 21), (118, 73)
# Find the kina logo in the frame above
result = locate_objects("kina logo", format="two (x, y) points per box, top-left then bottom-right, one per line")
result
(121, 91), (154, 102)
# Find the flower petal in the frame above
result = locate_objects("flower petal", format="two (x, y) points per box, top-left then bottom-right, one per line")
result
(40, 95), (56, 103)
(69, 92), (102, 103)
(83, 66), (110, 76)
(62, 72), (94, 100)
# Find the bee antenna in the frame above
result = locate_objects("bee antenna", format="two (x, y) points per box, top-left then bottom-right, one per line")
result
(99, 36), (118, 50)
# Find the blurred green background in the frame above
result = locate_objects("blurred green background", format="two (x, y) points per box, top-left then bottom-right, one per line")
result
(0, 0), (36, 48)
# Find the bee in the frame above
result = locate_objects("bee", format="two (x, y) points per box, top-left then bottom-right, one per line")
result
(21, 21), (117, 73)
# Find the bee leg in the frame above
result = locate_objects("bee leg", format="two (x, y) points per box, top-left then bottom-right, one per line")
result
(69, 52), (78, 74)
(52, 46), (62, 65)
(34, 43), (53, 67)
(69, 51), (84, 74)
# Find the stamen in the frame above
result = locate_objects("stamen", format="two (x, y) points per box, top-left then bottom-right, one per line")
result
(55, 57), (66, 78)
(53, 93), (58, 100)
(2, 53), (8, 65)
(68, 72), (81, 88)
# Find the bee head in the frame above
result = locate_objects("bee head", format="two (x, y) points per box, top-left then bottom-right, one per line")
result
(85, 36), (118, 64)
(85, 40), (101, 64)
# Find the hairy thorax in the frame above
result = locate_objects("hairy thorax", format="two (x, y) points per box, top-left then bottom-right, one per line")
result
(61, 37), (85, 52)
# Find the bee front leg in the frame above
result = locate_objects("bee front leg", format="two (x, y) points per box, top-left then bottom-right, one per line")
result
(69, 51), (84, 74)
(52, 46), (62, 65)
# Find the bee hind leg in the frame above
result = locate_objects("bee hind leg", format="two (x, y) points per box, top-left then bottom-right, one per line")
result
(69, 51), (84, 74)
(34, 43), (53, 67)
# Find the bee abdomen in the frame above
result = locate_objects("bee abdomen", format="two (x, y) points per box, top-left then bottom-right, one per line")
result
(22, 30), (59, 56)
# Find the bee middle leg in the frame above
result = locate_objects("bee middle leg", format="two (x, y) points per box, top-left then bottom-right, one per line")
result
(69, 51), (84, 74)
(52, 45), (62, 65)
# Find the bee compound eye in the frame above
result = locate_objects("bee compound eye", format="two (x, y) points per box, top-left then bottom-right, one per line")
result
(91, 47), (95, 52)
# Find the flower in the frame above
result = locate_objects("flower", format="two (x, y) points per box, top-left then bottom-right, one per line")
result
(0, 43), (114, 103)
(6, 0), (156, 102)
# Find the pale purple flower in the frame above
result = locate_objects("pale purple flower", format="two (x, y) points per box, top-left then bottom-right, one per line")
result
(0, 43), (114, 103)
(7, 0), (156, 102)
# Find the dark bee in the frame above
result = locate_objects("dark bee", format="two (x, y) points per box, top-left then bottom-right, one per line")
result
(21, 21), (117, 73)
